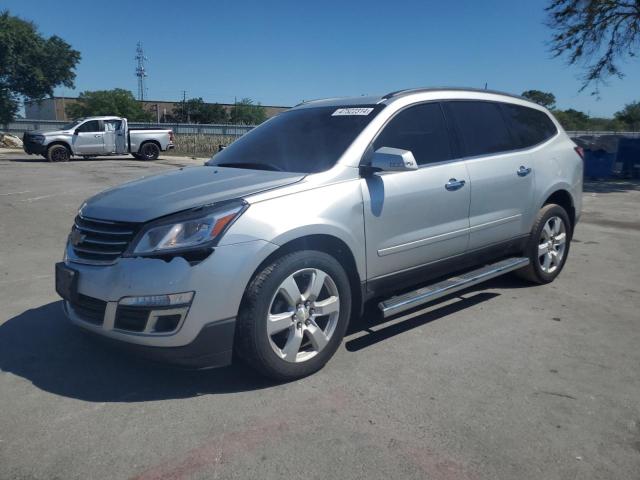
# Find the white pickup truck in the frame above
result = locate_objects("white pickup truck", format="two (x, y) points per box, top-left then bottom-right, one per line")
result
(23, 116), (174, 162)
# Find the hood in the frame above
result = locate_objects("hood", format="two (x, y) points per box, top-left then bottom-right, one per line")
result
(27, 129), (69, 136)
(81, 166), (304, 223)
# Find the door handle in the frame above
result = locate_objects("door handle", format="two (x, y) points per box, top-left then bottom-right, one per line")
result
(445, 178), (466, 191)
(517, 166), (532, 177)
(94, 134), (103, 138)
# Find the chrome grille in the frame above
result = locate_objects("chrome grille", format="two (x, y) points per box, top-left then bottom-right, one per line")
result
(71, 216), (139, 263)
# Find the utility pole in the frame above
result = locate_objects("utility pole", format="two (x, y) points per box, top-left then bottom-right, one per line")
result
(135, 42), (148, 102)
(181, 90), (187, 123)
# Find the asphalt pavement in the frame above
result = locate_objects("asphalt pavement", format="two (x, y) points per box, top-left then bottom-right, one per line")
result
(1, 149), (639, 479)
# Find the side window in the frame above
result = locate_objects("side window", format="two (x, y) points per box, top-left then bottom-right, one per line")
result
(446, 101), (514, 156)
(104, 120), (122, 131)
(76, 120), (101, 133)
(373, 102), (452, 165)
(500, 103), (557, 148)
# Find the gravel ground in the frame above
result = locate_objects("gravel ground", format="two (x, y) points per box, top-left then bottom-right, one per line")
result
(0, 149), (639, 480)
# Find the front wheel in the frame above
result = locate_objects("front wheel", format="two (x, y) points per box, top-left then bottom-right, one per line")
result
(516, 203), (572, 284)
(46, 144), (70, 162)
(235, 250), (352, 381)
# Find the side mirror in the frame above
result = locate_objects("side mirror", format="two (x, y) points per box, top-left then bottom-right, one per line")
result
(369, 147), (418, 172)
(73, 130), (79, 135)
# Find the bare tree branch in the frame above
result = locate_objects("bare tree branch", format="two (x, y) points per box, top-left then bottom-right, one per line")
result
(546, 0), (640, 94)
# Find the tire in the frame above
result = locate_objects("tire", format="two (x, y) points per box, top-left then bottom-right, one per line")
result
(138, 142), (160, 161)
(132, 153), (143, 160)
(516, 203), (572, 284)
(46, 144), (70, 162)
(235, 250), (352, 381)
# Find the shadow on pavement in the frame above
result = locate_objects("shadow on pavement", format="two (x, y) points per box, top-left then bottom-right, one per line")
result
(1, 275), (531, 402)
(583, 179), (640, 194)
(9, 156), (135, 163)
(346, 291), (499, 352)
(0, 301), (273, 402)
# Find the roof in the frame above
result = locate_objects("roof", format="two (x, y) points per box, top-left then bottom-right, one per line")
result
(293, 87), (534, 110)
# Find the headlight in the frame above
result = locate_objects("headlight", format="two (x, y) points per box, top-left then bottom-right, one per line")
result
(129, 201), (247, 256)
(32, 135), (46, 144)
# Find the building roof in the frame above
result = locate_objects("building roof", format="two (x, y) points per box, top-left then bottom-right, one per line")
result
(23, 96), (291, 109)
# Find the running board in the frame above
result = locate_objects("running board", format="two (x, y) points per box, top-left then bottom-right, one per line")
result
(378, 257), (529, 318)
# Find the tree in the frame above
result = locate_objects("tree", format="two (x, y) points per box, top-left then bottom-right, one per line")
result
(552, 108), (591, 130)
(0, 11), (80, 124)
(230, 98), (266, 125)
(66, 89), (152, 121)
(614, 101), (640, 130)
(521, 90), (556, 109)
(546, 0), (640, 94)
(171, 97), (228, 123)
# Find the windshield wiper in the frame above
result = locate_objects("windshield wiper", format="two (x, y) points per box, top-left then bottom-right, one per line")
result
(214, 162), (283, 172)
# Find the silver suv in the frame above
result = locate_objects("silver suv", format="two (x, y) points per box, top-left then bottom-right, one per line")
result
(55, 88), (583, 380)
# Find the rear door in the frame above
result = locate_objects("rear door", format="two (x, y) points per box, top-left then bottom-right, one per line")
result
(361, 102), (471, 280)
(103, 119), (127, 154)
(445, 100), (535, 250)
(73, 120), (104, 155)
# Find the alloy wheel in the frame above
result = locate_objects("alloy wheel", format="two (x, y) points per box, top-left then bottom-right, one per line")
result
(267, 268), (340, 363)
(537, 215), (567, 274)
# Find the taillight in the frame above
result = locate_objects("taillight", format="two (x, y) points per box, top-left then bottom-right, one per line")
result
(574, 146), (585, 160)
(169, 130), (175, 142)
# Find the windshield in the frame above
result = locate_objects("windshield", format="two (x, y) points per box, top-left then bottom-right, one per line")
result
(207, 105), (384, 173)
(62, 119), (83, 130)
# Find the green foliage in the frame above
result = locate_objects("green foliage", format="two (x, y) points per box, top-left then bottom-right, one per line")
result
(66, 89), (152, 121)
(521, 90), (556, 109)
(552, 109), (591, 131)
(546, 0), (640, 94)
(171, 97), (228, 123)
(0, 10), (80, 124)
(614, 101), (640, 130)
(230, 98), (266, 125)
(552, 104), (639, 132)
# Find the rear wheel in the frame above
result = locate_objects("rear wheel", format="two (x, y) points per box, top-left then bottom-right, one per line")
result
(138, 142), (160, 160)
(235, 250), (352, 381)
(517, 204), (572, 284)
(46, 144), (70, 162)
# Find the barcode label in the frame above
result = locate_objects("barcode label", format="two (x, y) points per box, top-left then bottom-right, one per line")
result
(332, 108), (374, 116)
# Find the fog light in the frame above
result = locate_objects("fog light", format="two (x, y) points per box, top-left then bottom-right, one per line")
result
(119, 291), (194, 307)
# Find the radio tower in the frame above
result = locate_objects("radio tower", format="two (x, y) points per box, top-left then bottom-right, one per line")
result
(135, 42), (148, 102)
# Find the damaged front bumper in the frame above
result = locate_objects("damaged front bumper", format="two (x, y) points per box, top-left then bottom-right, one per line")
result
(60, 239), (278, 368)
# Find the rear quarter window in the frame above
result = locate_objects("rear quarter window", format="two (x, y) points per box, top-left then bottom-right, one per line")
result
(500, 103), (557, 148)
(446, 101), (515, 156)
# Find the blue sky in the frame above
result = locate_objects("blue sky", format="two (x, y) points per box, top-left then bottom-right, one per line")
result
(5, 0), (639, 117)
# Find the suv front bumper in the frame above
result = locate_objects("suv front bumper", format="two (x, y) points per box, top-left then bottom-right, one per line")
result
(59, 239), (278, 368)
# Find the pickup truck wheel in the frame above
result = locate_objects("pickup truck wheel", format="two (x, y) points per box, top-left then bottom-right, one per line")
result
(516, 204), (572, 284)
(47, 144), (70, 162)
(236, 250), (352, 381)
(139, 142), (160, 161)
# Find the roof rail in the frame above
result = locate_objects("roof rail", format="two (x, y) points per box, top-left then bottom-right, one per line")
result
(381, 87), (529, 102)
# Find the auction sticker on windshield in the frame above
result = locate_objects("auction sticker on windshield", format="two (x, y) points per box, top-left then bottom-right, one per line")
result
(332, 107), (374, 116)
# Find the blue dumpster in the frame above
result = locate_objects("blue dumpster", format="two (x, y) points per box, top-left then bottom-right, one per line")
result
(617, 138), (640, 178)
(584, 149), (615, 178)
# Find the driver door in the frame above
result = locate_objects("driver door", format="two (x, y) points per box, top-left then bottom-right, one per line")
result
(73, 120), (104, 155)
(361, 102), (471, 281)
